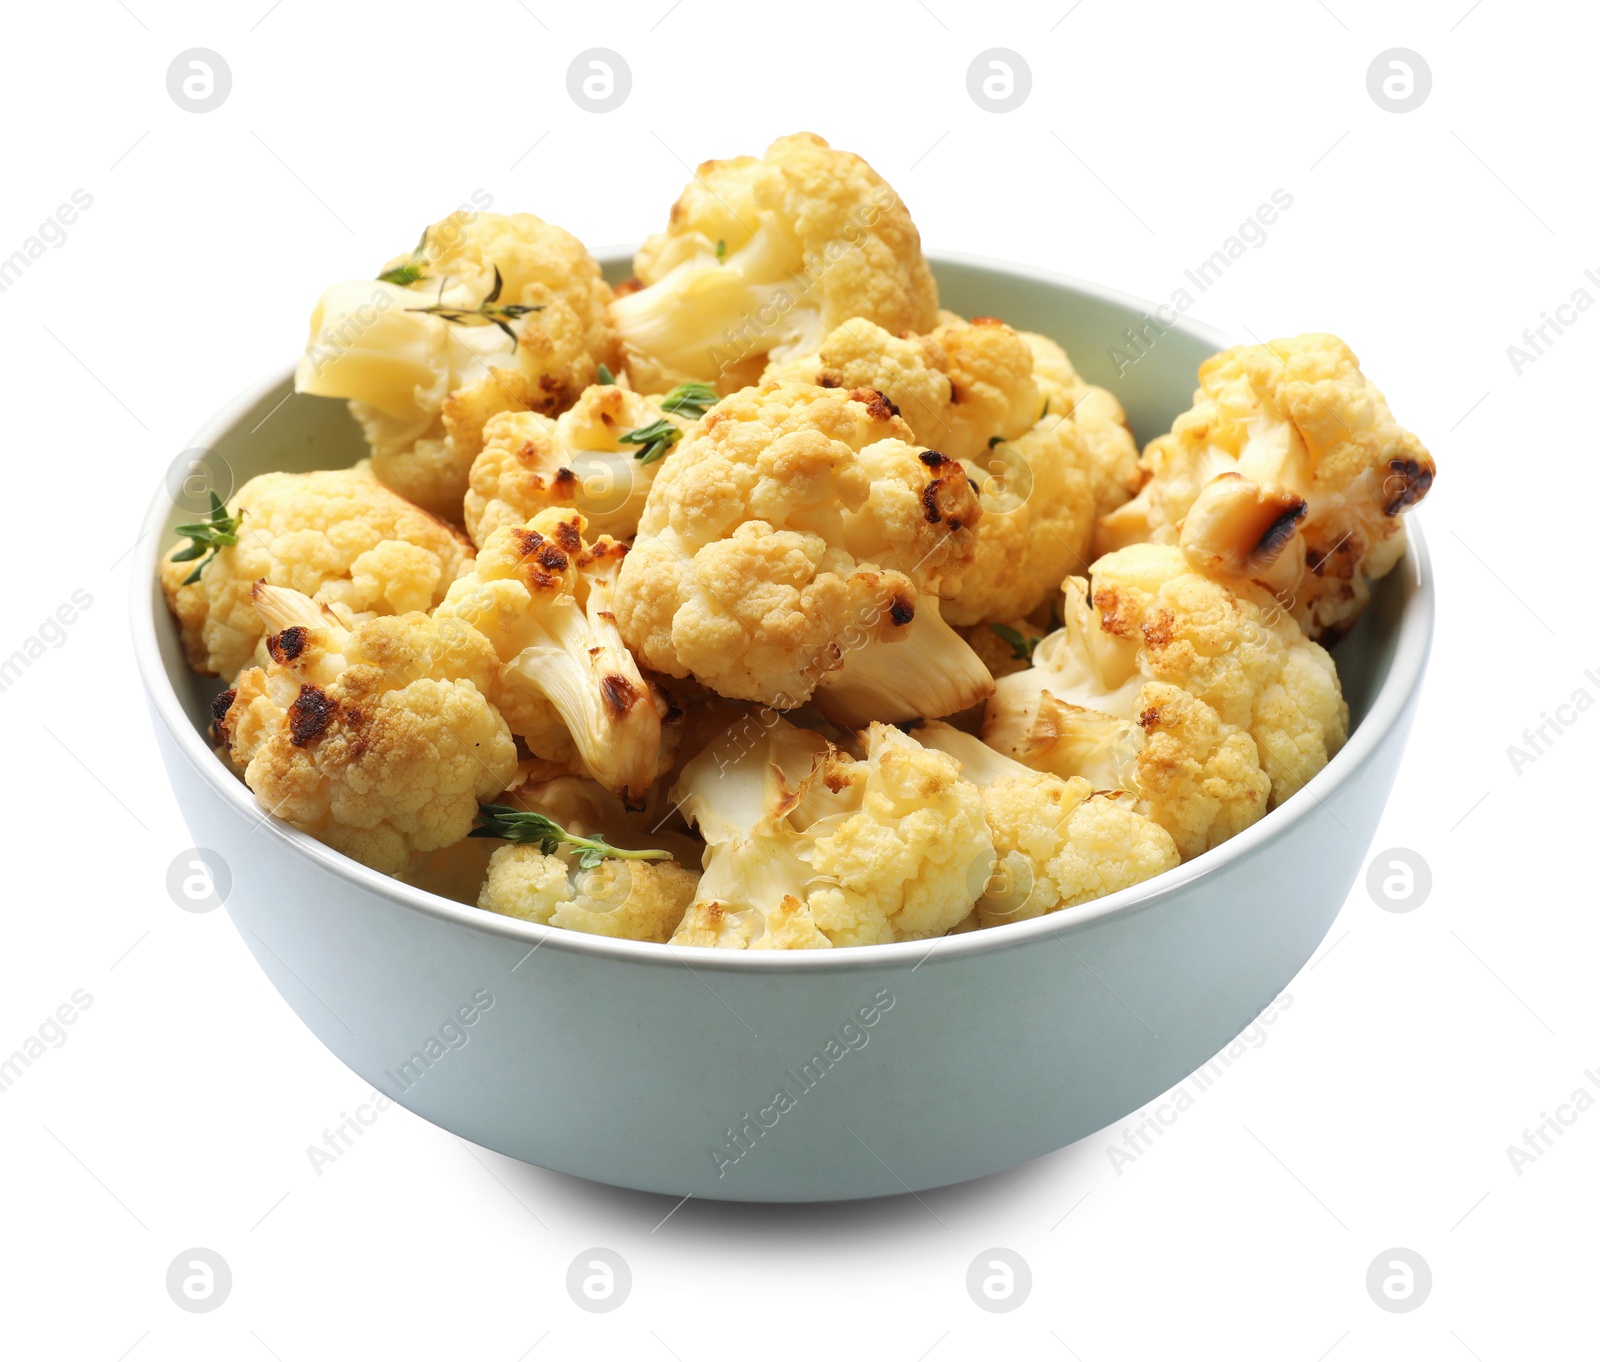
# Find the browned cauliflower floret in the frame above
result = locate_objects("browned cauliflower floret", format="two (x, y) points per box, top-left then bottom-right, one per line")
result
(435, 508), (668, 804)
(1098, 333), (1434, 643)
(984, 544), (1347, 860)
(612, 133), (938, 393)
(669, 719), (992, 949)
(915, 721), (1179, 927)
(613, 381), (992, 724)
(463, 380), (696, 547)
(1021, 330), (1142, 518)
(216, 584), (517, 875)
(160, 467), (474, 678)
(766, 317), (1097, 625)
(296, 210), (618, 516)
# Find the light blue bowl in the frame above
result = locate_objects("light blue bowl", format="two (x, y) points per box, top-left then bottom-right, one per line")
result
(134, 254), (1433, 1201)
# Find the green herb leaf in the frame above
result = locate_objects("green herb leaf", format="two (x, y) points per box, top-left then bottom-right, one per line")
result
(1040, 398), (1050, 419)
(596, 363), (615, 385)
(405, 266), (544, 344)
(715, 238), (727, 263)
(618, 417), (683, 466)
(659, 382), (720, 418)
(989, 621), (1042, 663)
(378, 261), (427, 286)
(172, 492), (242, 586)
(471, 804), (671, 871)
(987, 434), (1005, 449)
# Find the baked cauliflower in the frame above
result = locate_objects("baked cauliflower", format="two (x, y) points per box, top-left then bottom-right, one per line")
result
(613, 381), (992, 725)
(435, 508), (667, 804)
(765, 316), (1096, 624)
(669, 719), (992, 949)
(296, 210), (617, 516)
(1098, 333), (1434, 643)
(215, 584), (517, 874)
(984, 544), (1348, 859)
(462, 378), (700, 547)
(915, 721), (1180, 927)
(473, 793), (698, 943)
(611, 133), (938, 393)
(1022, 330), (1142, 518)
(161, 467), (475, 678)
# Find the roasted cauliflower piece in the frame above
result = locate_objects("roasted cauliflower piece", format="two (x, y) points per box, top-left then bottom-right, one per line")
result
(462, 379), (698, 547)
(435, 508), (667, 805)
(160, 467), (475, 678)
(1098, 333), (1434, 643)
(984, 544), (1348, 860)
(669, 718), (992, 949)
(215, 584), (517, 875)
(767, 317), (1097, 624)
(612, 381), (992, 724)
(611, 133), (938, 393)
(1021, 330), (1142, 518)
(915, 721), (1179, 927)
(296, 210), (617, 516)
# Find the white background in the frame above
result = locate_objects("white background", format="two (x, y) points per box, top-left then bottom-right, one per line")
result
(0, 1), (1591, 1358)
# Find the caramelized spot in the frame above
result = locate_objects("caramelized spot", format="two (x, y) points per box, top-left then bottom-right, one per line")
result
(267, 626), (308, 665)
(288, 685), (337, 747)
(817, 372), (841, 389)
(210, 688), (237, 724)
(848, 387), (899, 422)
(614, 276), (644, 297)
(1383, 457), (1435, 515)
(601, 673), (641, 716)
(1137, 706), (1161, 732)
(919, 449), (950, 467)
(889, 593), (916, 627)
(970, 316), (1006, 326)
(553, 518), (583, 552)
(1141, 611), (1176, 650)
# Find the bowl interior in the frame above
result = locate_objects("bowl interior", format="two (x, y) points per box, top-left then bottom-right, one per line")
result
(147, 253), (1402, 905)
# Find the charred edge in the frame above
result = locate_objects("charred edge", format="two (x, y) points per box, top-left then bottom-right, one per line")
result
(889, 593), (916, 627)
(1137, 706), (1161, 732)
(516, 441), (547, 464)
(848, 387), (900, 421)
(553, 467), (578, 489)
(1255, 499), (1308, 562)
(600, 673), (641, 716)
(553, 518), (583, 552)
(288, 684), (337, 747)
(210, 687), (238, 746)
(919, 449), (951, 468)
(817, 372), (841, 389)
(267, 626), (308, 665)
(1384, 458), (1435, 515)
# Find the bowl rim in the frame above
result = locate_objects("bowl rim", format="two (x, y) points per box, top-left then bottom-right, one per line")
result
(132, 252), (1435, 974)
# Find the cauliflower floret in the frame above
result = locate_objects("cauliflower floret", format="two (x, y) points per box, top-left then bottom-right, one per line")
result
(462, 379), (698, 547)
(215, 584), (516, 874)
(1098, 333), (1435, 643)
(1021, 330), (1142, 518)
(668, 719), (991, 949)
(612, 133), (938, 393)
(767, 317), (1097, 624)
(296, 210), (617, 516)
(614, 381), (993, 724)
(915, 721), (1179, 927)
(478, 846), (697, 943)
(984, 544), (1347, 859)
(160, 467), (475, 677)
(435, 508), (667, 804)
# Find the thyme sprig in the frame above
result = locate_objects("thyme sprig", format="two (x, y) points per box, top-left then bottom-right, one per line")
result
(989, 622), (1043, 663)
(658, 382), (720, 418)
(378, 226), (430, 286)
(405, 266), (543, 343)
(171, 493), (242, 586)
(619, 417), (683, 466)
(471, 804), (670, 871)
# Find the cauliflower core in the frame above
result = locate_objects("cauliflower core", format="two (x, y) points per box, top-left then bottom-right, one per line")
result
(296, 210), (617, 516)
(1098, 333), (1434, 643)
(611, 133), (938, 393)
(613, 381), (992, 723)
(766, 317), (1098, 625)
(984, 544), (1348, 860)
(217, 585), (516, 874)
(463, 380), (693, 547)
(161, 467), (475, 678)
(436, 508), (666, 804)
(915, 721), (1179, 927)
(670, 719), (992, 949)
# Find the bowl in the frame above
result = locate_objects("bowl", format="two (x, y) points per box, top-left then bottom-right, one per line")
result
(133, 252), (1434, 1202)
